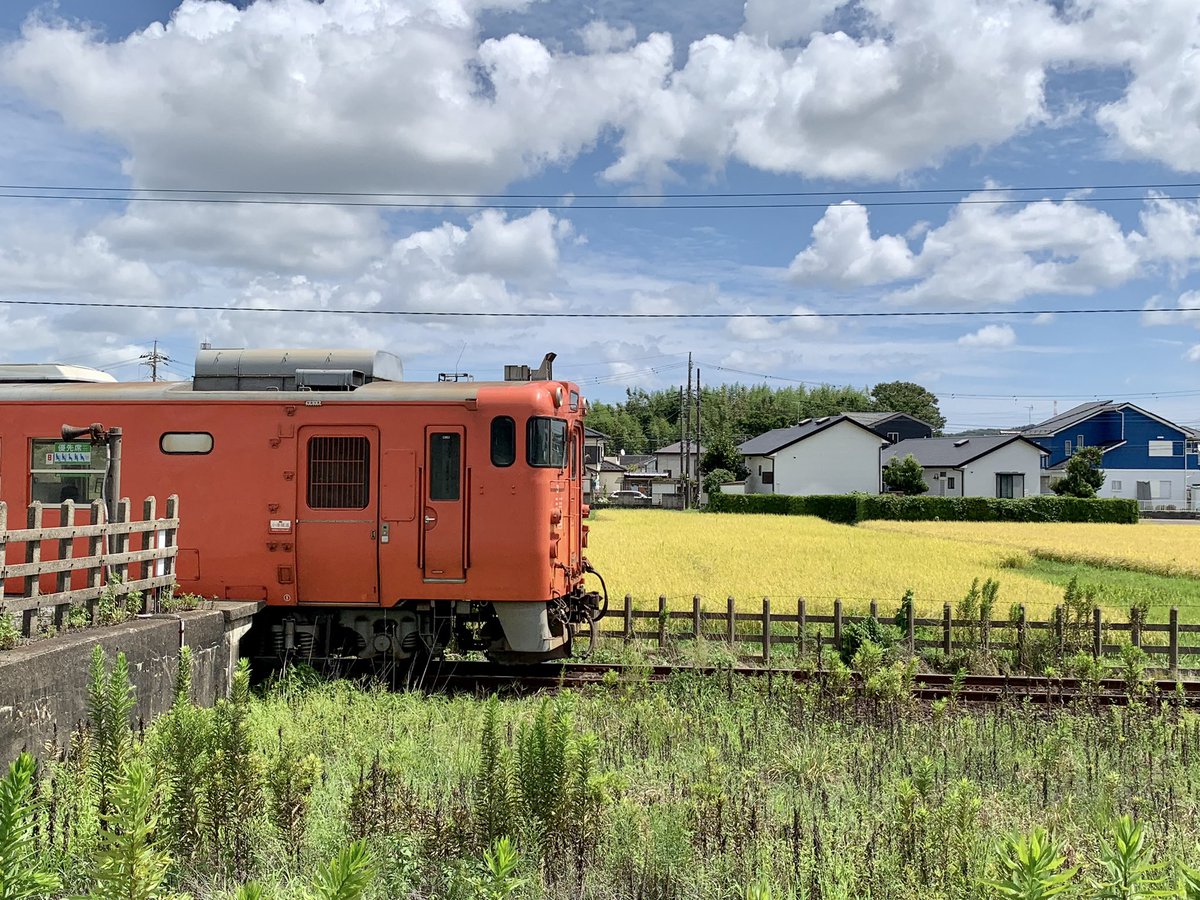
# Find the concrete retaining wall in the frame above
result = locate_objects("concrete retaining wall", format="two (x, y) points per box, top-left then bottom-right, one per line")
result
(0, 601), (261, 761)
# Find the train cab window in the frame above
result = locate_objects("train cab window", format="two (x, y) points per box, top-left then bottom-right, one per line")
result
(29, 438), (108, 506)
(527, 417), (567, 468)
(569, 390), (580, 411)
(160, 432), (213, 454)
(307, 436), (370, 509)
(490, 417), (515, 467)
(429, 432), (461, 500)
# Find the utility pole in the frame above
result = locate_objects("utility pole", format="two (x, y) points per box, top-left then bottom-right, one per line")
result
(140, 340), (169, 382)
(696, 367), (702, 507)
(685, 352), (694, 509)
(678, 385), (685, 507)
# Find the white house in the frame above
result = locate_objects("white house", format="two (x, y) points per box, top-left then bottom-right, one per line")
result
(884, 435), (1047, 498)
(652, 441), (705, 479)
(738, 416), (885, 495)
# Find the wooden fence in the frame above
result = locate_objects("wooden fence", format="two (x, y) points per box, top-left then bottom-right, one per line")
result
(602, 593), (1197, 673)
(0, 496), (180, 637)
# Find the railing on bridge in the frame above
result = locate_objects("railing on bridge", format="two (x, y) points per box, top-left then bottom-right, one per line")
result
(0, 496), (179, 638)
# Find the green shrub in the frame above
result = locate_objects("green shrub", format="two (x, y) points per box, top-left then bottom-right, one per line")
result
(707, 492), (1139, 524)
(840, 616), (897, 666)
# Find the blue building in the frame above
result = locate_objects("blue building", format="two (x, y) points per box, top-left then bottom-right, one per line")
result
(1022, 401), (1200, 509)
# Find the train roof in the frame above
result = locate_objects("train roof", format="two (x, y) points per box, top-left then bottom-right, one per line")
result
(0, 363), (117, 384)
(0, 377), (573, 403)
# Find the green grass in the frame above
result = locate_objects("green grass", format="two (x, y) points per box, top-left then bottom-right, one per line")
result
(1018, 557), (1200, 622)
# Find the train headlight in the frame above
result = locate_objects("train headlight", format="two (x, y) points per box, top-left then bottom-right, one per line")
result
(554, 386), (564, 407)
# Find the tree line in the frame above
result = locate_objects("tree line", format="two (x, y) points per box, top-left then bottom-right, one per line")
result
(586, 380), (946, 459)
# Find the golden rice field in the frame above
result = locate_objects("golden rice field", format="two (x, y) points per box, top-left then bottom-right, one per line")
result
(585, 509), (1069, 617)
(861, 519), (1200, 579)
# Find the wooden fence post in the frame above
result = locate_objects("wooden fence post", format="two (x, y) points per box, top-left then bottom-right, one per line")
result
(942, 603), (952, 655)
(0, 502), (7, 633)
(115, 498), (131, 587)
(1092, 607), (1102, 659)
(833, 599), (843, 653)
(869, 599), (878, 620)
(906, 598), (915, 654)
(693, 595), (702, 643)
(22, 502), (43, 637)
(142, 496), (157, 614)
(798, 597), (807, 656)
(762, 597), (771, 665)
(1130, 605), (1142, 649)
(1170, 607), (1179, 675)
(163, 495), (179, 585)
(88, 500), (104, 624)
(1017, 604), (1027, 668)
(658, 594), (667, 650)
(623, 593), (632, 644)
(55, 500), (77, 630)
(727, 596), (736, 646)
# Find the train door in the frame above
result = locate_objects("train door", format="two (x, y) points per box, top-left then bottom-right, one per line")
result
(422, 426), (467, 582)
(296, 427), (379, 604)
(565, 424), (582, 567)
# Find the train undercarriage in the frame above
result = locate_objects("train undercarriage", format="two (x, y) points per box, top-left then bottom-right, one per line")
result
(244, 581), (606, 673)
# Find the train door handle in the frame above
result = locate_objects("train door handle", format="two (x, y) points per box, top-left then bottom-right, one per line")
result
(423, 515), (436, 524)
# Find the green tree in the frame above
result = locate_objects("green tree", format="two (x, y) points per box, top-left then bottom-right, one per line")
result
(882, 453), (929, 494)
(870, 381), (946, 433)
(702, 468), (736, 497)
(1051, 446), (1105, 498)
(701, 437), (748, 479)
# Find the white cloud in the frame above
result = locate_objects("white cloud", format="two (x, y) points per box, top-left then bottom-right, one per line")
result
(787, 194), (1193, 306)
(727, 305), (835, 341)
(741, 0), (845, 45)
(1187, 345), (1200, 362)
(0, 0), (674, 193)
(958, 324), (1016, 348)
(788, 202), (915, 286)
(0, 219), (163, 298)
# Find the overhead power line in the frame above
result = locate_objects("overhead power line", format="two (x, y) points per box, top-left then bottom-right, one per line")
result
(0, 298), (1165, 319)
(3, 179), (1200, 200)
(1, 190), (1199, 212)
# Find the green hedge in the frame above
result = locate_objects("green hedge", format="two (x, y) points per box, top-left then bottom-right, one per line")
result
(706, 492), (1139, 524)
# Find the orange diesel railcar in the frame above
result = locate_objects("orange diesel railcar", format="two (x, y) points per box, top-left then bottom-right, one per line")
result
(0, 349), (605, 663)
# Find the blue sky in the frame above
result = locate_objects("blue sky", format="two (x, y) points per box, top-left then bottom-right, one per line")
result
(1, 0), (1200, 433)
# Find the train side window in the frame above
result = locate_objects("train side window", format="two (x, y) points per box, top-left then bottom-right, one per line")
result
(29, 438), (108, 506)
(307, 436), (370, 509)
(527, 417), (567, 468)
(160, 432), (213, 454)
(429, 432), (461, 500)
(569, 390), (579, 411)
(490, 417), (515, 467)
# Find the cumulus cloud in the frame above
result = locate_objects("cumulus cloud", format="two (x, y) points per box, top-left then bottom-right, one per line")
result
(788, 202), (915, 286)
(741, 0), (846, 45)
(787, 194), (1200, 307)
(726, 305), (835, 341)
(958, 324), (1016, 348)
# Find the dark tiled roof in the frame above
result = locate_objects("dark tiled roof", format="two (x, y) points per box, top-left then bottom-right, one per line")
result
(1021, 401), (1113, 437)
(738, 415), (883, 455)
(584, 426), (609, 439)
(654, 441), (707, 454)
(598, 459), (626, 472)
(885, 435), (1046, 468)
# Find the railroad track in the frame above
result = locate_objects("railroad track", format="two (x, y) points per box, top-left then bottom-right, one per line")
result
(401, 660), (1200, 705)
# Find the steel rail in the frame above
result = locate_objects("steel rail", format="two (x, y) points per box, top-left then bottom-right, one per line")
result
(400, 660), (1200, 705)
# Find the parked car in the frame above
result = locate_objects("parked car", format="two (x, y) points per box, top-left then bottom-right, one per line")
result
(609, 489), (649, 500)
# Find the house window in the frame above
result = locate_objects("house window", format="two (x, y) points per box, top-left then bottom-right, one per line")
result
(996, 473), (1021, 499)
(946, 476), (956, 490)
(886, 432), (900, 443)
(1148, 440), (1174, 457)
(1077, 434), (1085, 449)
(762, 470), (774, 485)
(1112, 480), (1122, 492)
(30, 438), (108, 506)
(1154, 480), (1172, 499)
(1064, 440), (1073, 456)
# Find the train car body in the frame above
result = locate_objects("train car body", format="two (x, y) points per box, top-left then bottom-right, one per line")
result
(0, 349), (603, 663)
